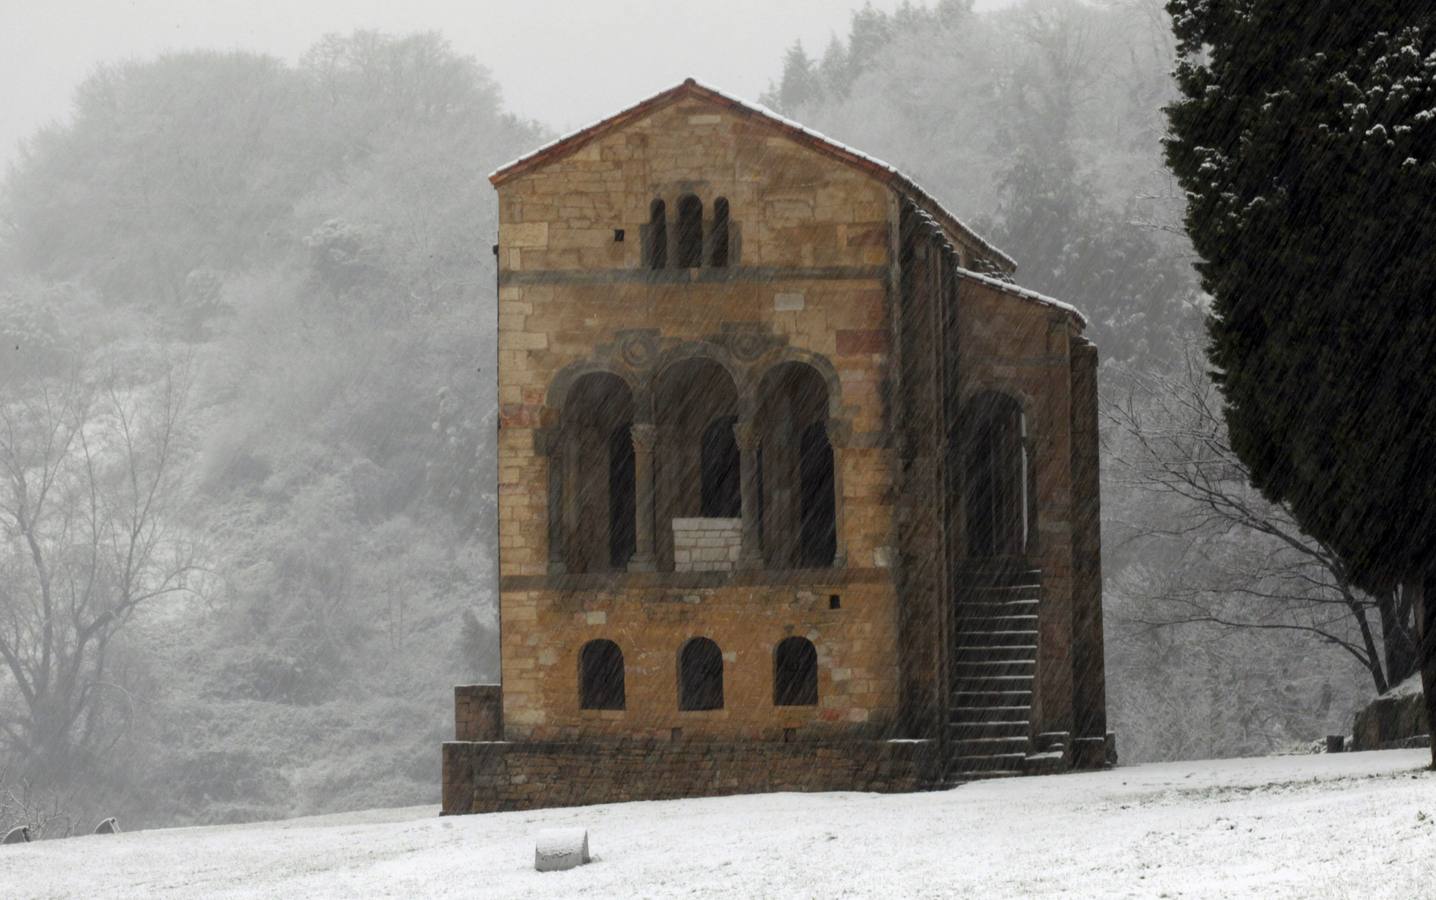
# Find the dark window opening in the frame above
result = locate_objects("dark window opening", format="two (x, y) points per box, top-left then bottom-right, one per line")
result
(609, 424), (636, 568)
(700, 415), (741, 517)
(679, 638), (724, 711)
(799, 422), (837, 567)
(828, 594), (841, 610)
(676, 194), (703, 268)
(774, 637), (818, 706)
(647, 199), (667, 269)
(711, 197), (730, 267)
(579, 640), (625, 710)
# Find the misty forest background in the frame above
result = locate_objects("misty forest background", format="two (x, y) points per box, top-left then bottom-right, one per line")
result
(0, 0), (1406, 834)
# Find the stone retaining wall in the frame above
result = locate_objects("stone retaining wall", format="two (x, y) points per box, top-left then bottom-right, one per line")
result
(441, 738), (941, 814)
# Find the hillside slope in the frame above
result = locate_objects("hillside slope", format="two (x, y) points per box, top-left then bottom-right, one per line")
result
(2, 750), (1432, 898)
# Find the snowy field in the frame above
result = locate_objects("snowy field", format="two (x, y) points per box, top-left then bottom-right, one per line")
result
(3, 749), (1433, 899)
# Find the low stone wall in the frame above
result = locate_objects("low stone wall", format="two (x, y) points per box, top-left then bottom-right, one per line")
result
(455, 685), (503, 742)
(671, 518), (742, 573)
(1351, 678), (1431, 751)
(442, 738), (941, 814)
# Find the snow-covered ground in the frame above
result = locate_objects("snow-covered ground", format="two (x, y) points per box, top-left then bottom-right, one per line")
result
(4, 749), (1433, 898)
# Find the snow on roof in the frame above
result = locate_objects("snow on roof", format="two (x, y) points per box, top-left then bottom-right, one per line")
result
(488, 78), (1017, 273)
(955, 266), (1088, 327)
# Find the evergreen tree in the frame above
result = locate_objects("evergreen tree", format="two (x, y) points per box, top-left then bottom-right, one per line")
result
(1164, 0), (1436, 764)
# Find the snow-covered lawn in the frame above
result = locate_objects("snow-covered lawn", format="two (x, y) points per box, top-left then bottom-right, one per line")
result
(4, 749), (1433, 898)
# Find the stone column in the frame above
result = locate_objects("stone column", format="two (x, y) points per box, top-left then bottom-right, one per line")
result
(734, 419), (763, 569)
(629, 423), (658, 572)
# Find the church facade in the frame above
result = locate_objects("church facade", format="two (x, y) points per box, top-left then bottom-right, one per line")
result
(442, 80), (1108, 814)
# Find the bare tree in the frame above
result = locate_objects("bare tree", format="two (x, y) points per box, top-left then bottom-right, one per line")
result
(1105, 345), (1418, 696)
(0, 368), (195, 781)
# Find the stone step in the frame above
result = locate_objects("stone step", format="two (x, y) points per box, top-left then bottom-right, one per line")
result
(960, 587), (1043, 603)
(952, 660), (1036, 679)
(956, 629), (1039, 648)
(1035, 731), (1071, 751)
(1023, 750), (1066, 774)
(951, 752), (1029, 771)
(949, 719), (1029, 739)
(951, 769), (1025, 782)
(952, 673), (1034, 689)
(953, 645), (1038, 664)
(958, 602), (1040, 619)
(956, 570), (1043, 589)
(951, 735), (1029, 755)
(955, 616), (1039, 635)
(951, 690), (1033, 708)
(952, 704), (1031, 720)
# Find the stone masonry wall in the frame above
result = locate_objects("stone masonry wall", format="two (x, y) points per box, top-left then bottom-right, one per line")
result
(455, 685), (503, 742)
(441, 738), (941, 814)
(672, 518), (742, 572)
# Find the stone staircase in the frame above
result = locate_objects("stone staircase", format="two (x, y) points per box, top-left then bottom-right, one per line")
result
(947, 564), (1041, 781)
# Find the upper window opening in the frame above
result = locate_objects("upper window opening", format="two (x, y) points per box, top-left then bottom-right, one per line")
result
(676, 194), (703, 268)
(711, 198), (730, 268)
(700, 415), (741, 518)
(646, 199), (667, 270)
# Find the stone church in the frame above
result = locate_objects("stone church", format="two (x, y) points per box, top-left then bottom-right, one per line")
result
(443, 80), (1108, 814)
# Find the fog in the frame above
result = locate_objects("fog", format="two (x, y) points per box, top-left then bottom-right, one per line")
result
(0, 0), (1418, 848)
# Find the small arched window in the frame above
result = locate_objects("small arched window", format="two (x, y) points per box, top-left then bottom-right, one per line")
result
(679, 637), (724, 711)
(676, 194), (703, 268)
(774, 637), (818, 706)
(700, 415), (741, 518)
(710, 197), (730, 267)
(579, 640), (625, 710)
(646, 199), (667, 270)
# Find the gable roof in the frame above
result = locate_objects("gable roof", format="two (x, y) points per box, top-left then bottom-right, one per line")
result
(488, 79), (1017, 274)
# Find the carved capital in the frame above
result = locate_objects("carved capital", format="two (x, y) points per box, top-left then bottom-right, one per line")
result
(733, 419), (760, 451)
(630, 423), (658, 452)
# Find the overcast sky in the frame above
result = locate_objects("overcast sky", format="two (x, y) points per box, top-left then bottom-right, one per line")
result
(1, 0), (1017, 170)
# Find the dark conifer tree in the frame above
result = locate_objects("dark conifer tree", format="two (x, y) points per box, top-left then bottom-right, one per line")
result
(1164, 0), (1436, 764)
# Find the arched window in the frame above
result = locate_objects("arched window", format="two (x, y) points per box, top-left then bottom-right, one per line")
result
(556, 372), (635, 573)
(756, 361), (837, 569)
(710, 197), (730, 267)
(676, 194), (703, 268)
(700, 415), (741, 517)
(579, 640), (625, 710)
(646, 199), (667, 270)
(964, 391), (1031, 558)
(774, 637), (818, 706)
(679, 638), (724, 711)
(654, 359), (740, 570)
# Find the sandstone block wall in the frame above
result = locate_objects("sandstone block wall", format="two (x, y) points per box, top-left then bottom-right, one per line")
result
(441, 737), (941, 814)
(672, 518), (742, 572)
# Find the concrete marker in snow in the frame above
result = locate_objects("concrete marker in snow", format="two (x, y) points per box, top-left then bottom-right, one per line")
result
(94, 817), (120, 834)
(3, 825), (29, 844)
(534, 828), (590, 871)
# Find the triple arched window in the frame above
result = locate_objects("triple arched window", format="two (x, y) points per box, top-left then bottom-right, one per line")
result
(644, 195), (733, 269)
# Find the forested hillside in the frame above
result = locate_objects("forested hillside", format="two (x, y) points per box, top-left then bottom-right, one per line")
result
(1, 32), (541, 832)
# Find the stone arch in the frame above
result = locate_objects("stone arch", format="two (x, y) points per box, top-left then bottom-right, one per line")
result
(754, 349), (846, 426)
(676, 194), (704, 268)
(678, 637), (724, 711)
(773, 636), (818, 706)
(579, 639), (625, 710)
